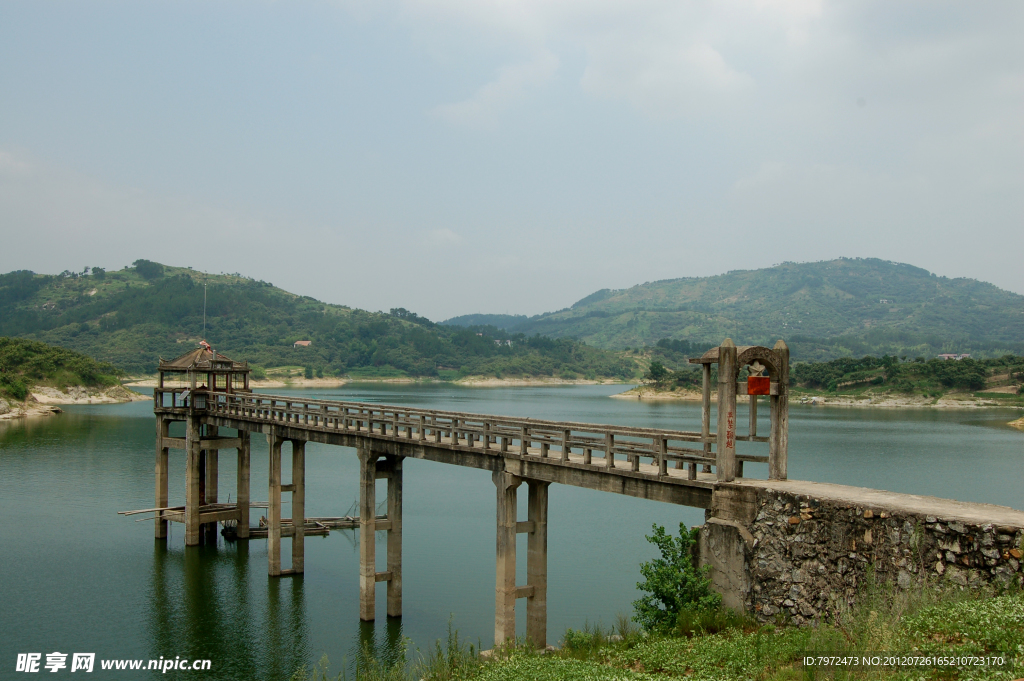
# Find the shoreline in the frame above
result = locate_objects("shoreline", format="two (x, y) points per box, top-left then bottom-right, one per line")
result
(1, 385), (148, 420)
(124, 375), (633, 389)
(610, 385), (1024, 411)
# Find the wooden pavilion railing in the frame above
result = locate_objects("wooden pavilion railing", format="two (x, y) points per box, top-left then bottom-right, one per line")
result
(182, 391), (772, 481)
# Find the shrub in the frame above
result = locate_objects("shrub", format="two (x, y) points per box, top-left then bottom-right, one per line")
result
(633, 523), (721, 632)
(132, 259), (164, 280)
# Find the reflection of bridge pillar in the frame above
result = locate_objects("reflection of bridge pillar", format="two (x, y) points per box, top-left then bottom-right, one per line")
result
(236, 429), (250, 539)
(184, 416), (202, 546)
(154, 415), (169, 539)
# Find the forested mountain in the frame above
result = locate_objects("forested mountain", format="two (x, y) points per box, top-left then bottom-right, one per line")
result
(0, 262), (636, 379)
(445, 259), (1024, 361)
(0, 337), (121, 401)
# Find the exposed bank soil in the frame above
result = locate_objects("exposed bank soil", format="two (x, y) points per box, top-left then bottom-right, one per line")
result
(1010, 416), (1024, 430)
(610, 386), (706, 401)
(455, 377), (624, 387)
(31, 385), (148, 405)
(0, 385), (147, 420)
(611, 385), (1024, 411)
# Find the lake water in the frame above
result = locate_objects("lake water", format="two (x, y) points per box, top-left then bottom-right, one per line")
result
(2, 384), (1022, 679)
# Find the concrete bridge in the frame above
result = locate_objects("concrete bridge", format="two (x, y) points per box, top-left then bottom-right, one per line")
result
(139, 339), (1024, 643)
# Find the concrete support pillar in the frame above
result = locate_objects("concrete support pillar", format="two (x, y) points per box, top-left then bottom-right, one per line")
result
(203, 426), (218, 544)
(385, 455), (403, 618)
(268, 432), (283, 576)
(493, 469), (522, 646)
(526, 480), (549, 649)
(206, 425), (219, 504)
(701, 363), (713, 474)
(769, 340), (790, 481)
(716, 339), (738, 482)
(155, 416), (169, 539)
(236, 430), (250, 539)
(292, 440), (306, 573)
(184, 416), (202, 546)
(359, 446), (377, 621)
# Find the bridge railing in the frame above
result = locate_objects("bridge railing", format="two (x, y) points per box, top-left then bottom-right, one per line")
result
(154, 387), (192, 410)
(204, 392), (736, 479)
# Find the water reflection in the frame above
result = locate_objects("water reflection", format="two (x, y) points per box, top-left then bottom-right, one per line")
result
(148, 539), (308, 679)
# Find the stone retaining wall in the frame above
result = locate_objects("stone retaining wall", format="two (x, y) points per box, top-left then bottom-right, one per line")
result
(701, 489), (1024, 626)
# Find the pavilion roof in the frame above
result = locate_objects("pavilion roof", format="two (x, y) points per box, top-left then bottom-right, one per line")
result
(158, 347), (248, 371)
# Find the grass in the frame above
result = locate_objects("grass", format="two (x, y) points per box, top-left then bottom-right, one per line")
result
(463, 583), (1024, 681)
(286, 583), (1024, 680)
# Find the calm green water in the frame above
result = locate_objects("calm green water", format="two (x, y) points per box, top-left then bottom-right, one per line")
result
(1, 384), (1022, 679)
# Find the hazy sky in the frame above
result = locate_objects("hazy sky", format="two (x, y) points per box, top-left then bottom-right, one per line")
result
(1, 1), (1022, 321)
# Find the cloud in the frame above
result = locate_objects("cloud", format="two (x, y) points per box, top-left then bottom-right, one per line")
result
(427, 227), (463, 244)
(399, 0), (826, 119)
(0, 150), (32, 175)
(0, 149), (278, 275)
(431, 50), (559, 127)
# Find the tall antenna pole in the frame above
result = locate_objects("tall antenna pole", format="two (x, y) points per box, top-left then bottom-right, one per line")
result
(203, 282), (207, 337)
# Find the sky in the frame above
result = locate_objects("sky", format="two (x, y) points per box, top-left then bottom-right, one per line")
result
(1, 0), (1022, 321)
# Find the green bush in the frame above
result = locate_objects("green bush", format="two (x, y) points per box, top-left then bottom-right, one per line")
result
(633, 523), (721, 632)
(1, 374), (28, 400)
(132, 259), (164, 280)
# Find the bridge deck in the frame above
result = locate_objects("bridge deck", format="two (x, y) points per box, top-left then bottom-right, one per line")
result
(164, 392), (732, 508)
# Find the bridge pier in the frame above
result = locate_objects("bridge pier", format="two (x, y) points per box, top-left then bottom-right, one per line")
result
(203, 426), (219, 544)
(493, 469), (549, 648)
(525, 479), (549, 649)
(267, 433), (306, 576)
(154, 415), (169, 539)
(358, 446), (403, 620)
(385, 455), (403, 618)
(185, 416), (202, 546)
(236, 429), (250, 539)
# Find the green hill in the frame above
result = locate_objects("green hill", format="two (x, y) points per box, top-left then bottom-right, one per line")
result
(0, 337), (121, 401)
(0, 262), (636, 380)
(454, 259), (1024, 361)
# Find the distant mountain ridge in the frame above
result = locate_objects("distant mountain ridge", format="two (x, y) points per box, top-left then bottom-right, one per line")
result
(0, 262), (635, 379)
(443, 259), (1024, 361)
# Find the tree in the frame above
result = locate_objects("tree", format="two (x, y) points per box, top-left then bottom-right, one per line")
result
(133, 259), (164, 280)
(304, 365), (313, 379)
(632, 523), (720, 631)
(643, 361), (670, 384)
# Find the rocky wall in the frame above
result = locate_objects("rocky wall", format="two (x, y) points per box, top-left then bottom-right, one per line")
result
(737, 490), (1024, 625)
